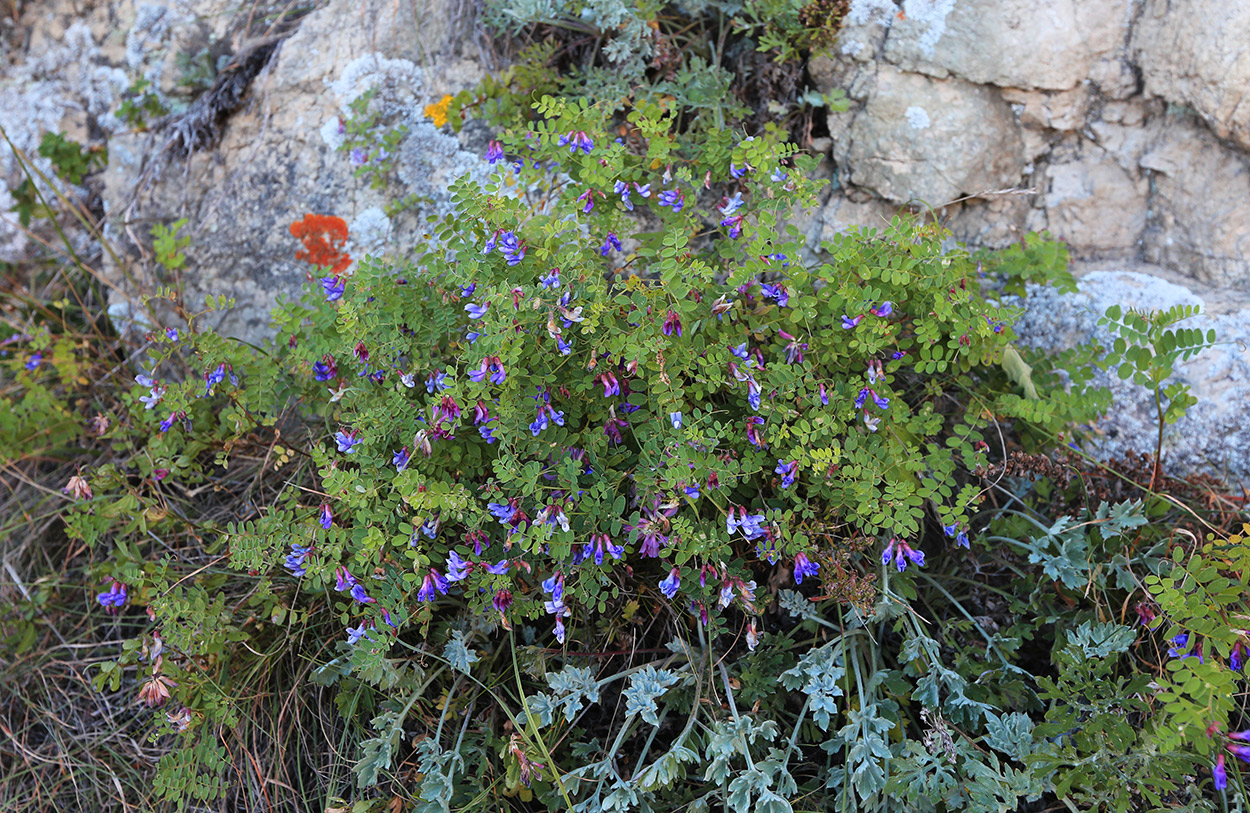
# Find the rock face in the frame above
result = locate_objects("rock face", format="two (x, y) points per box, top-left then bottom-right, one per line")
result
(810, 0), (1250, 294)
(98, 0), (490, 339)
(844, 65), (1024, 204)
(1133, 0), (1250, 152)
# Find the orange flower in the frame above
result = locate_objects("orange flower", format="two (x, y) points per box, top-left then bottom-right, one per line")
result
(289, 214), (351, 275)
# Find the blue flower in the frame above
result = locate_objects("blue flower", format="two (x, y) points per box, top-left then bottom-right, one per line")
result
(334, 429), (362, 453)
(841, 314), (862, 329)
(614, 180), (633, 210)
(869, 301), (893, 317)
(313, 357), (337, 381)
(319, 504), (333, 529)
(882, 539), (925, 572)
(284, 544), (312, 576)
(485, 559), (510, 575)
(775, 459), (799, 489)
(393, 447), (410, 472)
(485, 140), (504, 164)
(670, 411), (682, 429)
(447, 550), (469, 581)
(556, 336), (572, 355)
(346, 624), (372, 644)
(760, 283), (789, 307)
(465, 302), (490, 319)
(599, 233), (622, 256)
(96, 580), (128, 611)
(719, 192), (744, 216)
(426, 370), (448, 393)
(659, 568), (681, 599)
(793, 552), (820, 584)
(320, 276), (345, 302)
(657, 189), (684, 212)
(539, 269), (561, 289)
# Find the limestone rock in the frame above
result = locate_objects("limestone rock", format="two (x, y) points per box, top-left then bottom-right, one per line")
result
(1042, 142), (1147, 257)
(1001, 86), (1092, 132)
(882, 0), (1133, 91)
(100, 0), (490, 342)
(1133, 0), (1250, 151)
(1012, 268), (1250, 481)
(1139, 119), (1250, 289)
(843, 65), (1025, 205)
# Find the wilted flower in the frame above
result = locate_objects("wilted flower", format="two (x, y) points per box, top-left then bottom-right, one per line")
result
(138, 675), (178, 707)
(63, 474), (92, 501)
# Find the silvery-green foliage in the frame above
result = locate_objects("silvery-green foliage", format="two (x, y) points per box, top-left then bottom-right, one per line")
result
(822, 702), (894, 801)
(903, 629), (993, 724)
(1066, 621), (1136, 659)
(623, 666), (683, 725)
(983, 712), (1037, 762)
(442, 630), (479, 674)
(703, 716), (780, 786)
(547, 664), (601, 721)
(636, 742), (700, 791)
(412, 739), (460, 813)
(778, 644), (844, 730)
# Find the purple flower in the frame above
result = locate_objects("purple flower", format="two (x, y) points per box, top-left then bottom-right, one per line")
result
(819, 383), (828, 406)
(746, 379), (761, 411)
(24, 351), (43, 370)
(320, 276), (345, 302)
(614, 180), (633, 211)
(460, 282), (476, 297)
(771, 167), (788, 182)
(868, 301), (893, 317)
(417, 568), (450, 602)
(393, 447), (410, 472)
(727, 508), (767, 540)
(892, 350), (906, 360)
(660, 568), (681, 599)
(723, 215), (744, 239)
(1230, 642), (1246, 671)
(599, 371), (621, 398)
(96, 580), (128, 612)
(778, 330), (807, 365)
(284, 544), (312, 576)
(426, 370), (448, 393)
(350, 583), (374, 604)
(760, 284), (789, 307)
(319, 503), (333, 529)
(657, 189), (684, 212)
(604, 417), (629, 444)
(793, 552), (820, 584)
(465, 302), (489, 319)
(530, 404), (565, 436)
(729, 163), (749, 179)
(539, 269), (561, 289)
(346, 624), (372, 644)
(731, 342), (750, 361)
(165, 328), (179, 341)
(746, 416), (765, 447)
(719, 192), (744, 216)
(584, 533), (624, 566)
(663, 311), (682, 337)
(599, 233), (622, 256)
(635, 183), (651, 198)
(447, 550), (470, 581)
(775, 460), (799, 489)
(334, 566), (355, 592)
(313, 356), (337, 381)
(577, 189), (595, 214)
(485, 140), (504, 164)
(670, 412), (682, 429)
(350, 147), (368, 167)
(841, 314), (862, 330)
(335, 429), (362, 453)
(558, 130), (593, 154)
(1214, 753), (1227, 790)
(882, 539), (925, 572)
(203, 363), (228, 397)
(485, 559), (510, 575)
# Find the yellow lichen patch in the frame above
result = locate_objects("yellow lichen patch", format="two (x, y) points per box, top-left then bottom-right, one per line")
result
(423, 94), (453, 128)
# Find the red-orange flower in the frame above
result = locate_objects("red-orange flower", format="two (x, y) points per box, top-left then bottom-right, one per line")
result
(289, 214), (351, 274)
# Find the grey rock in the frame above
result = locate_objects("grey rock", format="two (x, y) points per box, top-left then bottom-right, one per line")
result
(843, 65), (1025, 205)
(1133, 0), (1250, 152)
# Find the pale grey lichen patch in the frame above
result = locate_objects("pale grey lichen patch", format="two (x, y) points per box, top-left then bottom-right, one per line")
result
(1012, 271), (1250, 482)
(319, 117), (346, 150)
(905, 105), (931, 129)
(349, 207), (392, 254)
(899, 0), (956, 58)
(847, 0), (898, 26)
(328, 53), (425, 113)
